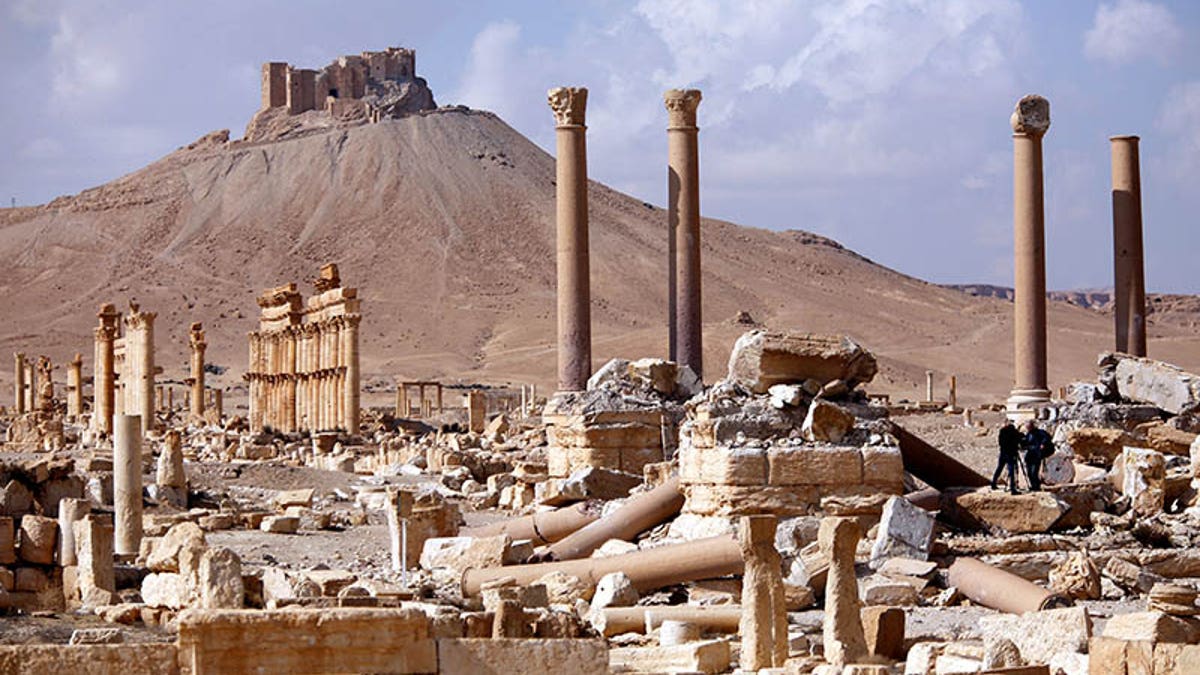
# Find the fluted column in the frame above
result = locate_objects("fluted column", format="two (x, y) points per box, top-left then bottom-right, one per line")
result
(1111, 135), (1147, 357)
(343, 315), (361, 433)
(285, 328), (297, 432)
(13, 353), (25, 415)
(1008, 95), (1052, 409)
(93, 304), (120, 434)
(548, 86), (592, 392)
(665, 88), (703, 379)
(68, 353), (83, 418)
(113, 414), (142, 556)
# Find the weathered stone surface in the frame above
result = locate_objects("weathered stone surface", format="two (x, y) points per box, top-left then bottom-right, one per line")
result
(439, 638), (608, 675)
(75, 514), (116, 607)
(726, 330), (877, 394)
(609, 640), (727, 675)
(419, 535), (509, 574)
(0, 517), (14, 565)
(870, 496), (934, 567)
(862, 606), (905, 660)
(1066, 428), (1137, 465)
(1048, 551), (1101, 601)
(0, 480), (34, 517)
(862, 445), (904, 490)
(146, 522), (206, 572)
(0, 643), (179, 675)
(538, 467), (641, 505)
(1110, 353), (1200, 415)
(260, 515), (300, 534)
(142, 572), (191, 609)
(801, 400), (856, 443)
(274, 488), (314, 509)
(1141, 422), (1197, 456)
(941, 489), (1067, 534)
(860, 576), (919, 606)
(1101, 610), (1200, 643)
(177, 608), (436, 674)
(768, 445), (862, 486)
(537, 570), (592, 603)
(679, 445), (766, 485)
(17, 515), (56, 565)
(590, 571), (637, 610)
(198, 547), (243, 609)
(979, 606), (1091, 666)
(821, 517), (867, 668)
(1122, 447), (1165, 517)
(15, 567), (48, 592)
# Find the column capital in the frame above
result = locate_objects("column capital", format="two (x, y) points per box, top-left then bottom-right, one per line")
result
(664, 88), (702, 129)
(1010, 94), (1050, 137)
(548, 86), (587, 127)
(1109, 134), (1140, 143)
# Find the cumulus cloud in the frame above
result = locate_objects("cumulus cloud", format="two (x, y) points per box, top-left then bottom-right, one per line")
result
(1084, 0), (1183, 65)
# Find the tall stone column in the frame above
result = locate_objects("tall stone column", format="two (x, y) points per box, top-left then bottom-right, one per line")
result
(247, 333), (261, 432)
(1007, 95), (1052, 409)
(343, 315), (361, 433)
(68, 353), (84, 418)
(93, 304), (120, 434)
(189, 322), (207, 418)
(113, 414), (143, 556)
(124, 305), (157, 435)
(13, 352), (25, 415)
(665, 89), (704, 379)
(28, 362), (38, 413)
(548, 86), (592, 392)
(285, 328), (297, 432)
(1111, 135), (1147, 357)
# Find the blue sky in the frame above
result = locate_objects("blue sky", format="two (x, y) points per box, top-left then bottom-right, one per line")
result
(2, 0), (1198, 292)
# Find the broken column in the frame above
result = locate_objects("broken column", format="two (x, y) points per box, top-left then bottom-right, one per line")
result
(92, 304), (119, 433)
(75, 513), (116, 606)
(156, 429), (187, 509)
(123, 303), (156, 435)
(820, 517), (868, 668)
(113, 414), (143, 556)
(13, 352), (25, 414)
(189, 322), (207, 418)
(385, 487), (414, 573)
(58, 497), (90, 567)
(665, 88), (703, 379)
(738, 515), (788, 670)
(1111, 135), (1147, 357)
(466, 390), (486, 434)
(548, 86), (591, 392)
(67, 353), (83, 418)
(1008, 94), (1052, 409)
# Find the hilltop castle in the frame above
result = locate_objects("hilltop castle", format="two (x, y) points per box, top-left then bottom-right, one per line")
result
(248, 46), (436, 140)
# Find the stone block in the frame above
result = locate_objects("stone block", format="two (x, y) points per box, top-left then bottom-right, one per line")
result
(438, 638), (608, 675)
(551, 422), (661, 449)
(14, 566), (48, 592)
(679, 445), (767, 486)
(1152, 643), (1200, 675)
(802, 399), (856, 443)
(862, 445), (904, 489)
(870, 496), (934, 567)
(0, 567), (12, 591)
(1122, 447), (1165, 517)
(142, 572), (190, 609)
(862, 606), (905, 660)
(1101, 610), (1200, 644)
(0, 480), (34, 517)
(0, 643), (179, 675)
(178, 608), (436, 674)
(978, 606), (1091, 666)
(75, 514), (115, 607)
(538, 467), (641, 505)
(619, 447), (665, 474)
(590, 571), (638, 610)
(941, 489), (1067, 534)
(1111, 354), (1200, 415)
(767, 445), (862, 486)
(726, 330), (877, 394)
(609, 639), (728, 674)
(683, 483), (818, 517)
(198, 547), (243, 609)
(419, 535), (509, 574)
(260, 515), (301, 534)
(146, 522), (206, 573)
(860, 576), (919, 606)
(1067, 428), (1137, 466)
(17, 515), (56, 565)
(274, 488), (314, 509)
(0, 517), (14, 565)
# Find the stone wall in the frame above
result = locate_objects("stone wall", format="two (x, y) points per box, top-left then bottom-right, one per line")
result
(544, 408), (665, 478)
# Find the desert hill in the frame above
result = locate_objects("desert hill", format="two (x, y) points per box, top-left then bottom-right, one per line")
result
(1, 107), (1197, 410)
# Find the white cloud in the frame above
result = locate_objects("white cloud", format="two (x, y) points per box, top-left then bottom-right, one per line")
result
(1084, 0), (1182, 66)
(1157, 81), (1200, 180)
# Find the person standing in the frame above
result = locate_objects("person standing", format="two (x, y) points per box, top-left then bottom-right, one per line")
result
(1022, 419), (1053, 492)
(992, 420), (1022, 494)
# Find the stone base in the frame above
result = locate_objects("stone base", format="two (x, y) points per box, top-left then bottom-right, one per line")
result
(1006, 388), (1051, 413)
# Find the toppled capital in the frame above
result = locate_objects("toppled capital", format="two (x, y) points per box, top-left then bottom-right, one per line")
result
(1010, 94), (1050, 136)
(548, 87), (588, 127)
(664, 88), (702, 129)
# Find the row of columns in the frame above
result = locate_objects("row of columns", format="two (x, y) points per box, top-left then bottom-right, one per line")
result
(1007, 95), (1149, 410)
(248, 314), (360, 433)
(395, 381), (443, 418)
(547, 86), (705, 392)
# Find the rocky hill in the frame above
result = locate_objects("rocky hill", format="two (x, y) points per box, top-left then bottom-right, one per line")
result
(1, 107), (1197, 410)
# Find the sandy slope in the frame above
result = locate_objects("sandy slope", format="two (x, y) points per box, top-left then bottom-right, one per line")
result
(0, 108), (1196, 409)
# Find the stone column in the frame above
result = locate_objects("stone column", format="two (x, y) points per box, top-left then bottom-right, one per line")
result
(466, 390), (486, 434)
(343, 315), (361, 433)
(13, 352), (25, 415)
(213, 389), (223, 420)
(75, 513), (116, 606)
(124, 306), (156, 435)
(58, 497), (91, 567)
(113, 414), (143, 556)
(820, 517), (867, 668)
(948, 374), (958, 409)
(285, 328), (297, 432)
(548, 86), (592, 392)
(925, 370), (934, 402)
(665, 88), (703, 378)
(67, 354), (83, 419)
(1008, 95), (1052, 409)
(27, 362), (38, 413)
(738, 515), (788, 670)
(92, 304), (120, 434)
(247, 333), (261, 432)
(1111, 135), (1147, 357)
(189, 323), (207, 418)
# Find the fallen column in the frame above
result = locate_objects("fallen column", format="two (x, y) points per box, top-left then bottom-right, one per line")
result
(594, 606), (743, 637)
(946, 557), (1071, 613)
(113, 414), (143, 556)
(892, 424), (988, 489)
(462, 534), (741, 597)
(461, 501), (600, 545)
(538, 475), (684, 562)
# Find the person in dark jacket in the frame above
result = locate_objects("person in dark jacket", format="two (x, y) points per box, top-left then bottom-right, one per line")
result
(1022, 419), (1053, 492)
(992, 420), (1022, 494)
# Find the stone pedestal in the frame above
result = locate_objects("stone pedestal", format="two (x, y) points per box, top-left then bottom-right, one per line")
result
(1008, 95), (1052, 409)
(549, 86), (592, 392)
(665, 89), (703, 380)
(113, 414), (143, 556)
(1111, 135), (1147, 357)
